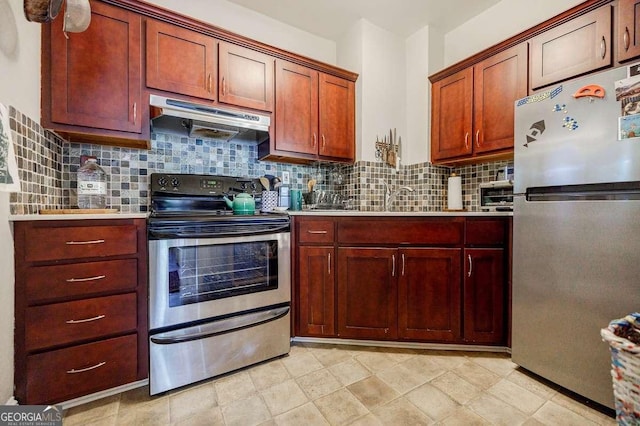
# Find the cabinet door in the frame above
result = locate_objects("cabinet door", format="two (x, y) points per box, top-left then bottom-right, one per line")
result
(618, 0), (640, 62)
(464, 248), (505, 344)
(398, 248), (461, 342)
(146, 20), (216, 100)
(50, 1), (141, 133)
(298, 246), (335, 336)
(430, 68), (473, 162)
(275, 60), (318, 155)
(218, 42), (274, 111)
(337, 248), (397, 340)
(473, 44), (528, 155)
(319, 74), (355, 161)
(530, 6), (612, 90)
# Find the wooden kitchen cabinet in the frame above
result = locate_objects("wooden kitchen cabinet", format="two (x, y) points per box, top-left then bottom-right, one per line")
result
(398, 248), (462, 342)
(298, 246), (336, 336)
(41, 1), (145, 148)
(267, 59), (355, 163)
(337, 248), (398, 340)
(146, 19), (217, 100)
(431, 43), (527, 164)
(218, 42), (274, 111)
(13, 218), (148, 405)
(617, 0), (640, 62)
(529, 5), (612, 90)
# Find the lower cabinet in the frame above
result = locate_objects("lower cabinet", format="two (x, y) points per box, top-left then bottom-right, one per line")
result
(294, 216), (509, 346)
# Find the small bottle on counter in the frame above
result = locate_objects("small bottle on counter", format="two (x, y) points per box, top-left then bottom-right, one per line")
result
(77, 157), (107, 209)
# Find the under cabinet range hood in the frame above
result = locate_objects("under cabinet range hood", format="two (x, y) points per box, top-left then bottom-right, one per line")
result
(149, 95), (270, 143)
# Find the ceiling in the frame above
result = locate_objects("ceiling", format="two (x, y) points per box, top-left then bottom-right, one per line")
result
(226, 0), (502, 40)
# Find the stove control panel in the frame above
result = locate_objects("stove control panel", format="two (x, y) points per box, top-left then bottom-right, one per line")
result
(151, 173), (264, 196)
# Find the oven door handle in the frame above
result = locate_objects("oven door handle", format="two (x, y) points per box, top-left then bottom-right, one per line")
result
(150, 305), (290, 345)
(149, 224), (290, 239)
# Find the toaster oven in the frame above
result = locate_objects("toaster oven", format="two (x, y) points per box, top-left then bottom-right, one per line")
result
(480, 180), (513, 211)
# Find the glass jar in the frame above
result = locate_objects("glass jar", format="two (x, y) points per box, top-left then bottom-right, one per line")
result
(77, 158), (107, 209)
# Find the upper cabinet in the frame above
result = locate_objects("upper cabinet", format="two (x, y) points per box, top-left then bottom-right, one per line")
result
(431, 44), (528, 164)
(218, 42), (274, 112)
(146, 19), (217, 100)
(41, 1), (145, 148)
(268, 59), (355, 163)
(529, 5), (612, 90)
(617, 0), (640, 62)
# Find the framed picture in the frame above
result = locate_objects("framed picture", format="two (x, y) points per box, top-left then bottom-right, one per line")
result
(619, 114), (640, 140)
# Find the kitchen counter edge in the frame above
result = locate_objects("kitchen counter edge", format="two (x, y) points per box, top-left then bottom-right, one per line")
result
(9, 213), (150, 221)
(287, 210), (513, 217)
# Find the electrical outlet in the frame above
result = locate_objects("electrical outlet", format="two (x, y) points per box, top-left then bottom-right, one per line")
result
(281, 171), (290, 184)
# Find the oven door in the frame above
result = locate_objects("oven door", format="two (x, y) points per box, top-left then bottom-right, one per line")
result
(149, 231), (290, 331)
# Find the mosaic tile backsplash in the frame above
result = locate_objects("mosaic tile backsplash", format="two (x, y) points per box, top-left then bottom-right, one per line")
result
(9, 107), (513, 214)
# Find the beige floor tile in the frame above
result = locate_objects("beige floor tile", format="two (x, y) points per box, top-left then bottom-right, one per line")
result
(309, 345), (354, 367)
(374, 346), (419, 363)
(347, 376), (400, 409)
(172, 407), (224, 426)
(488, 379), (547, 415)
(64, 395), (120, 426)
(467, 394), (528, 426)
(405, 382), (459, 421)
(522, 418), (547, 426)
(169, 382), (217, 423)
(289, 342), (309, 356)
(347, 413), (385, 426)
(371, 397), (434, 425)
(296, 368), (343, 400)
(273, 402), (329, 426)
(354, 351), (397, 373)
(328, 358), (371, 386)
(74, 415), (117, 426)
(261, 379), (309, 416)
(214, 371), (257, 405)
(119, 386), (157, 407)
(550, 393), (616, 425)
(132, 397), (171, 426)
(533, 400), (599, 426)
(506, 369), (558, 400)
(468, 352), (518, 377)
(249, 359), (291, 391)
(423, 350), (468, 370)
(313, 388), (370, 425)
(401, 354), (448, 381)
(431, 371), (482, 405)
(454, 360), (502, 390)
(221, 395), (272, 426)
(282, 351), (325, 377)
(440, 406), (491, 425)
(376, 362), (433, 394)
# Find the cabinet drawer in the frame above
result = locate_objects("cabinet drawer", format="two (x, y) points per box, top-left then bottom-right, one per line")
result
(25, 293), (137, 351)
(24, 225), (137, 262)
(465, 219), (506, 245)
(338, 218), (463, 245)
(26, 334), (137, 405)
(25, 259), (138, 304)
(297, 219), (335, 243)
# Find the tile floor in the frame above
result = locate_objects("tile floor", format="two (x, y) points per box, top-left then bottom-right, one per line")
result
(63, 342), (616, 425)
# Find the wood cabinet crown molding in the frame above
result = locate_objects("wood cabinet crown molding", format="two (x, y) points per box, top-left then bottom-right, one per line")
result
(429, 0), (612, 83)
(103, 0), (358, 83)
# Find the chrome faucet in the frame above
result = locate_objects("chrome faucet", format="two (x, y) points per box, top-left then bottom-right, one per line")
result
(382, 181), (414, 211)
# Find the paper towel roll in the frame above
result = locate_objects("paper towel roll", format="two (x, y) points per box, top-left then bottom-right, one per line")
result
(447, 174), (463, 210)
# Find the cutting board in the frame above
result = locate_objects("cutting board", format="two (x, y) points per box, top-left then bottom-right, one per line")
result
(39, 208), (119, 214)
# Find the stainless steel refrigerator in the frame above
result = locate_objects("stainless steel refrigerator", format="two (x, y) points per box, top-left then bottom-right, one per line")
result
(512, 66), (640, 409)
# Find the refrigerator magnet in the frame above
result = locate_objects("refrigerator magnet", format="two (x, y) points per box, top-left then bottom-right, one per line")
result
(619, 115), (640, 140)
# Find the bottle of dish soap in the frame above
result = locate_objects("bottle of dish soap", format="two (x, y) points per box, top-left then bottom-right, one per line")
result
(77, 158), (107, 209)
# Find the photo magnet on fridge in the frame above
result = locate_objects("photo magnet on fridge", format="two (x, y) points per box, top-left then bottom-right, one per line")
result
(619, 115), (640, 140)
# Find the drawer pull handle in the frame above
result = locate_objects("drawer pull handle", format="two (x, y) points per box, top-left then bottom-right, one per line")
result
(328, 252), (331, 275)
(65, 239), (105, 245)
(66, 361), (106, 374)
(600, 36), (606, 60)
(66, 275), (106, 283)
(464, 132), (469, 150)
(392, 254), (396, 277)
(468, 254), (473, 277)
(66, 315), (106, 324)
(624, 27), (630, 51)
(307, 230), (328, 234)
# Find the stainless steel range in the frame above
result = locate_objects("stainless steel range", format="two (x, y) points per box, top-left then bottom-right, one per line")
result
(147, 173), (291, 395)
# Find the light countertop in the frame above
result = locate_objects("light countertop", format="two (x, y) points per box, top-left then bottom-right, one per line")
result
(287, 210), (512, 217)
(9, 212), (149, 221)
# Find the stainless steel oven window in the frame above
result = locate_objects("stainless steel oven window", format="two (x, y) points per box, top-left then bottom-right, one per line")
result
(168, 240), (279, 307)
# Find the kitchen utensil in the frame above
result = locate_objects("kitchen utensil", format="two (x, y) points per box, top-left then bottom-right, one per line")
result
(223, 193), (255, 215)
(307, 179), (316, 192)
(63, 0), (91, 33)
(272, 177), (282, 190)
(259, 176), (270, 191)
(23, 0), (63, 22)
(261, 190), (278, 212)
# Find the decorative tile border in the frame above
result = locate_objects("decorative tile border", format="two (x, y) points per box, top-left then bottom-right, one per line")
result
(8, 108), (513, 214)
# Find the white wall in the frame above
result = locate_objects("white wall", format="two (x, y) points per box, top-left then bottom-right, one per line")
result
(337, 22), (364, 161)
(145, 0), (337, 65)
(444, 0), (585, 66)
(0, 0), (41, 404)
(404, 27), (430, 164)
